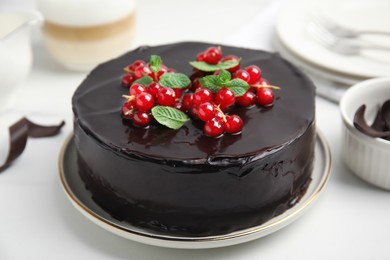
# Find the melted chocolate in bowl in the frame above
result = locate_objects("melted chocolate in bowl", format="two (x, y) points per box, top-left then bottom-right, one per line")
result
(72, 42), (316, 236)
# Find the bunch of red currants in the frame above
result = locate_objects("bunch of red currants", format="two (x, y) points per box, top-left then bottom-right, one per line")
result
(120, 46), (279, 137)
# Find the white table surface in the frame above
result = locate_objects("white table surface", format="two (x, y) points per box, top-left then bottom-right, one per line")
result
(1, 0), (390, 259)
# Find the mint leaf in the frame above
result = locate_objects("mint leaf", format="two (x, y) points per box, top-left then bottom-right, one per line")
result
(159, 73), (191, 89)
(218, 69), (231, 83)
(189, 60), (239, 72)
(225, 79), (250, 96)
(149, 55), (162, 73)
(134, 75), (154, 85)
(151, 106), (189, 129)
(198, 70), (249, 96)
(199, 75), (223, 93)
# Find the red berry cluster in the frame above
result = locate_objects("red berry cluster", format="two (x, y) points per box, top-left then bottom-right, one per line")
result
(235, 67), (275, 107)
(121, 59), (184, 127)
(181, 88), (243, 137)
(197, 47), (240, 73)
(122, 83), (187, 127)
(195, 47), (277, 107)
(121, 59), (175, 88)
(120, 47), (280, 137)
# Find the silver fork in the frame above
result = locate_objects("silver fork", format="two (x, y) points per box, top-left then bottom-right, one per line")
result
(306, 22), (390, 55)
(310, 10), (390, 38)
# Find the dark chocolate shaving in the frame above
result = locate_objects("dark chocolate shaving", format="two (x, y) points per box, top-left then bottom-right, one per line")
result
(381, 100), (390, 130)
(371, 105), (385, 131)
(0, 118), (65, 173)
(353, 103), (390, 139)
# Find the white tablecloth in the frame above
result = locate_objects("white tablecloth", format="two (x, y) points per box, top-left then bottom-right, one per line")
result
(1, 0), (390, 259)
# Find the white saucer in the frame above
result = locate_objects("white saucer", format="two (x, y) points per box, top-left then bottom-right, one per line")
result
(58, 131), (331, 249)
(274, 35), (361, 85)
(274, 35), (357, 102)
(275, 0), (390, 80)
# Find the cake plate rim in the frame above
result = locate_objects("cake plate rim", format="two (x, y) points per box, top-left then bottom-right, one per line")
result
(58, 130), (331, 249)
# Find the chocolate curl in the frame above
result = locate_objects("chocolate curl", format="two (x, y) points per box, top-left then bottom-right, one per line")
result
(0, 118), (65, 173)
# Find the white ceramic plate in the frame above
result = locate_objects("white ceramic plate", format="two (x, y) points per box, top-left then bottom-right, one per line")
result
(58, 131), (331, 249)
(274, 35), (360, 86)
(275, 0), (390, 80)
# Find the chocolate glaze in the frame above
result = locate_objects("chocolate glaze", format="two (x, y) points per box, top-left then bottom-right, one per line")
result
(72, 42), (316, 236)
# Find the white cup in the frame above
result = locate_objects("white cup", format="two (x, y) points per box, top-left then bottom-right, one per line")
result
(37, 0), (136, 71)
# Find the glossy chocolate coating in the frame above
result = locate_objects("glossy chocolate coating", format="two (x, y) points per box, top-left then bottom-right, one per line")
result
(72, 42), (316, 236)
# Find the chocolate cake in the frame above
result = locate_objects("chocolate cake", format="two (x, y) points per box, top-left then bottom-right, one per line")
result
(72, 42), (316, 236)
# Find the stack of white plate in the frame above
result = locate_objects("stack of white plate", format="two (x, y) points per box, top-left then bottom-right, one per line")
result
(274, 0), (390, 87)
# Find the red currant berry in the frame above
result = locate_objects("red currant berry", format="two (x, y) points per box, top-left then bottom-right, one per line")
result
(193, 88), (213, 105)
(129, 83), (146, 96)
(257, 88), (275, 106)
(214, 110), (225, 121)
(135, 92), (154, 112)
(182, 93), (194, 110)
(133, 111), (151, 127)
(225, 115), (243, 134)
(121, 74), (135, 88)
(203, 47), (222, 64)
(203, 118), (225, 137)
(147, 82), (162, 97)
(121, 102), (134, 119)
(173, 88), (183, 99)
(233, 69), (251, 83)
(245, 65), (262, 84)
(196, 52), (207, 62)
(156, 65), (168, 80)
(191, 78), (202, 91)
(236, 91), (256, 107)
(198, 102), (216, 122)
(134, 65), (153, 79)
(215, 88), (235, 109)
(259, 78), (269, 86)
(157, 87), (176, 106)
(251, 78), (269, 92)
(190, 70), (207, 81)
(146, 71), (155, 80)
(189, 105), (199, 118)
(173, 101), (186, 112)
(222, 55), (240, 73)
(129, 60), (146, 71)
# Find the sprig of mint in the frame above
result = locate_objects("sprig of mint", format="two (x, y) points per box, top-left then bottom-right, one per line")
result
(151, 106), (189, 129)
(149, 55), (162, 73)
(189, 60), (239, 72)
(134, 54), (191, 89)
(134, 75), (154, 85)
(159, 73), (191, 89)
(224, 79), (251, 96)
(198, 70), (249, 96)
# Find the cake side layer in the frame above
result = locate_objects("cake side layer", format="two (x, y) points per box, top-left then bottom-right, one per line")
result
(72, 42), (315, 163)
(75, 120), (315, 236)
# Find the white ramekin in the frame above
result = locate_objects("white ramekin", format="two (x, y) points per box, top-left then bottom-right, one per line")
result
(340, 77), (390, 190)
